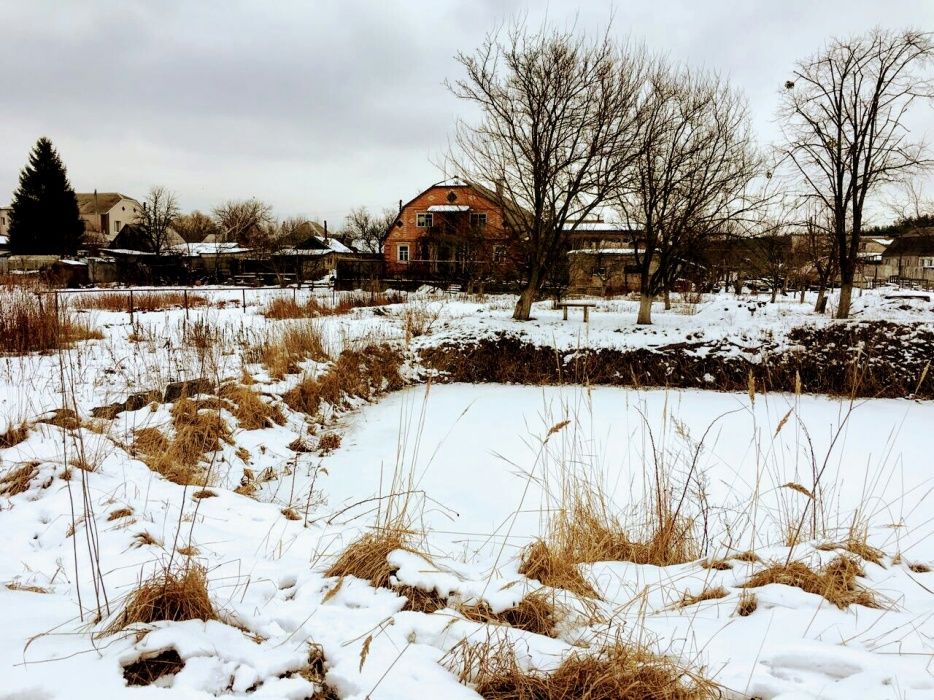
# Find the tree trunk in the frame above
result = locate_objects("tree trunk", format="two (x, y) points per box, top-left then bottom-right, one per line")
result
(637, 293), (653, 324)
(664, 288), (672, 310)
(799, 287), (805, 303)
(770, 286), (777, 303)
(836, 282), (853, 319)
(814, 285), (827, 313)
(513, 269), (540, 320)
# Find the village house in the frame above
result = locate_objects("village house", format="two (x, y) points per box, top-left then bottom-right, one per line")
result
(880, 231), (934, 285)
(0, 206), (11, 240)
(384, 178), (522, 287)
(565, 220), (648, 295)
(76, 192), (143, 245)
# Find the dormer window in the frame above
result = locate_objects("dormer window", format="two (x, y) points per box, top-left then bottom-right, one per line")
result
(416, 213), (433, 228)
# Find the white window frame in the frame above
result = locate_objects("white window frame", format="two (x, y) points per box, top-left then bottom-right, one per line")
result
(398, 244), (410, 262)
(114, 220), (121, 232)
(416, 212), (433, 228)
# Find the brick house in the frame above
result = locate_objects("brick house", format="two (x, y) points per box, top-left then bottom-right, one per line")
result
(384, 178), (523, 285)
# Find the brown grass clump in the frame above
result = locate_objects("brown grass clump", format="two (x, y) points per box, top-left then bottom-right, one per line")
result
(134, 399), (232, 485)
(396, 585), (448, 613)
(677, 586), (728, 608)
(732, 550), (760, 563)
(701, 559), (732, 571)
(108, 507), (134, 521)
(40, 408), (81, 431)
(282, 507), (302, 521)
(123, 649), (186, 686)
(6, 581), (50, 594)
(908, 562), (931, 574)
(324, 529), (410, 589)
(0, 290), (102, 354)
(317, 432), (341, 454)
(518, 540), (597, 598)
(461, 590), (562, 638)
(0, 461), (41, 497)
(263, 291), (404, 320)
(192, 489), (216, 499)
(742, 555), (880, 609)
(284, 345), (404, 416)
(817, 531), (886, 567)
(106, 565), (216, 633)
(252, 321), (329, 379)
(446, 634), (717, 700)
(69, 457), (97, 473)
(74, 291), (207, 313)
(0, 422), (29, 448)
(218, 383), (285, 430)
(177, 545), (199, 557)
(133, 531), (161, 548)
(735, 591), (757, 617)
(289, 436), (314, 453)
(296, 643), (339, 700)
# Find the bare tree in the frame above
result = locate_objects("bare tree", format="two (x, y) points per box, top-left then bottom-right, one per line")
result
(173, 211), (219, 244)
(616, 64), (760, 323)
(339, 206), (396, 254)
(779, 29), (934, 319)
(212, 198), (274, 246)
(450, 22), (648, 320)
(135, 186), (181, 255)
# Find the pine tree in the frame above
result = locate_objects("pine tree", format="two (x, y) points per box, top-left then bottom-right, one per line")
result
(8, 137), (84, 255)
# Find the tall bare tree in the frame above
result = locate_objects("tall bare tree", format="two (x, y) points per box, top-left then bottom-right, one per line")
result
(616, 64), (760, 323)
(339, 206), (396, 254)
(779, 28), (934, 318)
(800, 205), (839, 312)
(135, 186), (181, 255)
(212, 198), (274, 246)
(450, 23), (648, 320)
(173, 210), (219, 244)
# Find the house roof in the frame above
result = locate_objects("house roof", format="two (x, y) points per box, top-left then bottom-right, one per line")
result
(111, 224), (186, 252)
(428, 204), (470, 212)
(76, 192), (139, 215)
(883, 231), (934, 257)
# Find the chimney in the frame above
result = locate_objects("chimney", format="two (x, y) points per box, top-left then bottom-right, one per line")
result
(399, 199), (403, 214)
(323, 220), (328, 240)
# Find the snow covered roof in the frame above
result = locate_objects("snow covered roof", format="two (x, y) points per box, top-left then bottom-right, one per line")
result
(0, 234), (8, 247)
(563, 222), (634, 232)
(569, 247), (636, 255)
(433, 177), (470, 188)
(172, 242), (252, 255)
(428, 204), (470, 212)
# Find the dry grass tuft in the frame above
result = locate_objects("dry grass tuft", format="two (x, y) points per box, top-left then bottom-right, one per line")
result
(296, 643), (339, 699)
(677, 586), (728, 608)
(218, 383), (285, 430)
(318, 432), (341, 454)
(69, 457), (97, 473)
(324, 529), (410, 589)
(518, 540), (597, 598)
(732, 550), (760, 563)
(134, 398), (232, 485)
(0, 461), (41, 497)
(133, 531), (161, 548)
(108, 507), (134, 521)
(701, 559), (732, 571)
(40, 408), (81, 431)
(75, 291), (207, 313)
(446, 634), (718, 700)
(461, 590), (563, 638)
(284, 345), (404, 416)
(123, 648), (185, 686)
(743, 555), (880, 609)
(251, 321), (329, 379)
(6, 581), (50, 594)
(263, 291), (404, 320)
(192, 489), (216, 499)
(908, 562), (931, 574)
(282, 507), (302, 521)
(0, 422), (29, 449)
(735, 591), (757, 617)
(817, 530), (886, 567)
(177, 545), (199, 557)
(396, 585), (448, 613)
(0, 290), (102, 354)
(106, 565), (216, 633)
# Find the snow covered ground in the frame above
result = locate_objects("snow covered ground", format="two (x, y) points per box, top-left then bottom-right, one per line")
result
(0, 285), (933, 699)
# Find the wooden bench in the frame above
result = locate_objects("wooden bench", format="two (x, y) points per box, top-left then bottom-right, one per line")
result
(557, 301), (596, 323)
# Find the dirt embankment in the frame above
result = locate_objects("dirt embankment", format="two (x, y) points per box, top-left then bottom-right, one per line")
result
(418, 322), (934, 399)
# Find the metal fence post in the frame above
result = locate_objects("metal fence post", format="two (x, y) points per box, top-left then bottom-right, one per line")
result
(129, 289), (134, 324)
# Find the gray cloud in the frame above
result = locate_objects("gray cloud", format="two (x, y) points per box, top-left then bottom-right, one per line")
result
(1, 0), (932, 223)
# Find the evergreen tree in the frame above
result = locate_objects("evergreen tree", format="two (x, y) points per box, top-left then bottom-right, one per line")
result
(8, 137), (84, 255)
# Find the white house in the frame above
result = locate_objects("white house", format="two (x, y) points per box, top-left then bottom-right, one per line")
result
(76, 192), (143, 244)
(0, 206), (11, 239)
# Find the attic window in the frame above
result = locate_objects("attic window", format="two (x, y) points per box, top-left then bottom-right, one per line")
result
(447, 191), (457, 203)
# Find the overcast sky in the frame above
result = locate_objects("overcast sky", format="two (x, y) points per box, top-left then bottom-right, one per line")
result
(2, 0), (933, 226)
